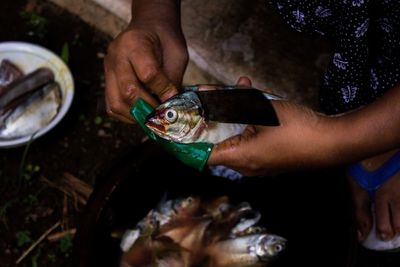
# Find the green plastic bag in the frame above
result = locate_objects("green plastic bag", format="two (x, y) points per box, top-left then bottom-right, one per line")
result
(130, 99), (213, 172)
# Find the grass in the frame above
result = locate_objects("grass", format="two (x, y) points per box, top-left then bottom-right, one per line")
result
(20, 11), (48, 39)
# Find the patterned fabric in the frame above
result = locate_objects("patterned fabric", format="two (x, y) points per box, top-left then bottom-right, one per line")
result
(269, 0), (400, 114)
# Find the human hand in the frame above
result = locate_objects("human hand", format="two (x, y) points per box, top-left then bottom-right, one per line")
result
(208, 78), (331, 176)
(104, 1), (188, 123)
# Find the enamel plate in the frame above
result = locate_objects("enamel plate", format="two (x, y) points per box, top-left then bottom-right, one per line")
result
(0, 42), (74, 148)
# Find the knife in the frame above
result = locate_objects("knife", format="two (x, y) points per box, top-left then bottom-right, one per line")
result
(185, 85), (282, 126)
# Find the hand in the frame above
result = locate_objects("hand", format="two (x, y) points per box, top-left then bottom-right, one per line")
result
(208, 78), (331, 176)
(104, 0), (188, 123)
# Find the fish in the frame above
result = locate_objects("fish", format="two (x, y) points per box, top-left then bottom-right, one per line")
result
(120, 235), (188, 267)
(145, 90), (246, 144)
(204, 234), (286, 267)
(120, 196), (202, 252)
(0, 81), (62, 139)
(0, 59), (24, 91)
(120, 196), (286, 267)
(0, 67), (55, 110)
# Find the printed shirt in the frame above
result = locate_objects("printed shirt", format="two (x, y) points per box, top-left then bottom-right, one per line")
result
(270, 0), (400, 114)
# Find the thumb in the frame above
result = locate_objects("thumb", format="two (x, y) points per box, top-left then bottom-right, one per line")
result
(236, 76), (252, 87)
(129, 44), (178, 102)
(208, 136), (241, 166)
(208, 126), (257, 166)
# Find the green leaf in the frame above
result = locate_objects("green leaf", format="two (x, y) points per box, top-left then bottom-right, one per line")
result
(16, 231), (32, 247)
(31, 251), (40, 267)
(59, 234), (73, 253)
(94, 116), (103, 125)
(33, 165), (40, 172)
(61, 43), (70, 64)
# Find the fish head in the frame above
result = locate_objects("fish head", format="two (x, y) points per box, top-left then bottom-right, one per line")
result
(145, 91), (206, 143)
(256, 234), (286, 260)
(173, 196), (201, 217)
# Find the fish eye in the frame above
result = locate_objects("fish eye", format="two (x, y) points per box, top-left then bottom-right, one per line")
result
(165, 108), (178, 123)
(274, 244), (283, 252)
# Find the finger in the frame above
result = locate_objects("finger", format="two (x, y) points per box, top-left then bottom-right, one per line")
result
(107, 108), (135, 124)
(113, 57), (159, 107)
(236, 76), (252, 87)
(197, 76), (253, 92)
(208, 126), (257, 166)
(375, 195), (394, 240)
(208, 136), (242, 166)
(129, 46), (178, 101)
(198, 84), (220, 91)
(347, 177), (372, 241)
(162, 43), (188, 86)
(390, 199), (400, 235)
(104, 62), (136, 123)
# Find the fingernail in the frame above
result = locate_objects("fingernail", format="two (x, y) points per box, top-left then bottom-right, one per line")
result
(127, 84), (136, 93)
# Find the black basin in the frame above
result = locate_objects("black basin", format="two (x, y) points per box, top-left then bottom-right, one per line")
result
(73, 141), (357, 267)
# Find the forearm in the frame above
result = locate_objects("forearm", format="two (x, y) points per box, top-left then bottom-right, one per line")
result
(326, 84), (400, 164)
(131, 0), (181, 26)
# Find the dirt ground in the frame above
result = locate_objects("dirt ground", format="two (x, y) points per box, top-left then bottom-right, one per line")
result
(0, 1), (145, 266)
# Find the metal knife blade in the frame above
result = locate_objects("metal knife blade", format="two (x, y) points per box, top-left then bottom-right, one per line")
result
(194, 88), (280, 126)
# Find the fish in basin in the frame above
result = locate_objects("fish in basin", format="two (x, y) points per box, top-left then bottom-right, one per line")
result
(119, 195), (286, 267)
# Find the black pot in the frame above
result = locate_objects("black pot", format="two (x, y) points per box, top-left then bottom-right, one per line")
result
(73, 141), (358, 267)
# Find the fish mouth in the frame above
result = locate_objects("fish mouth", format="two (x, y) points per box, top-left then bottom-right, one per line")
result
(145, 118), (167, 138)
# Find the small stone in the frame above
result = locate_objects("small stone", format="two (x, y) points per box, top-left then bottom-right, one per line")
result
(103, 122), (112, 128)
(98, 129), (110, 137)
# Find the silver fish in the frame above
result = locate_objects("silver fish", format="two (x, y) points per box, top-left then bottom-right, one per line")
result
(230, 211), (261, 236)
(120, 196), (202, 252)
(120, 196), (287, 267)
(205, 234), (286, 267)
(0, 82), (62, 139)
(0, 59), (23, 90)
(146, 91), (246, 144)
(0, 67), (54, 110)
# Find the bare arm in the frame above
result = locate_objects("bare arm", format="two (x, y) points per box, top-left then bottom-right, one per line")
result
(104, 0), (187, 123)
(329, 84), (400, 163)
(208, 84), (400, 176)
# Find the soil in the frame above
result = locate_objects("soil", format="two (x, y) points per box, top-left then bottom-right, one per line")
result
(0, 1), (145, 266)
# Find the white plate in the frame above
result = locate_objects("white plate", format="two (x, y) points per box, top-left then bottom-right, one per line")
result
(0, 41), (74, 148)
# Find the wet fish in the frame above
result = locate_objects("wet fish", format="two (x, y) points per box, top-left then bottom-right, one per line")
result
(120, 196), (286, 267)
(0, 67), (54, 110)
(0, 82), (62, 139)
(0, 59), (24, 91)
(120, 196), (202, 252)
(204, 234), (286, 267)
(146, 91), (246, 144)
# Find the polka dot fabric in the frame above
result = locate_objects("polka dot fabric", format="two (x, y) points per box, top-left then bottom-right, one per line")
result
(269, 0), (400, 114)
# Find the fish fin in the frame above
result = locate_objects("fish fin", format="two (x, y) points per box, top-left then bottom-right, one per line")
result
(156, 192), (169, 211)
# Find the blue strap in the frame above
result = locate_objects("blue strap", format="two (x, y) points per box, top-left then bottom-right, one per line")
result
(348, 151), (400, 199)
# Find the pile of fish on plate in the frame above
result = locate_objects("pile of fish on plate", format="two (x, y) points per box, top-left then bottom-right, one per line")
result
(0, 59), (62, 140)
(119, 195), (286, 267)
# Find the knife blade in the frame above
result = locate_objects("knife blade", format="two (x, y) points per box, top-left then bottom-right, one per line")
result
(192, 87), (281, 126)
